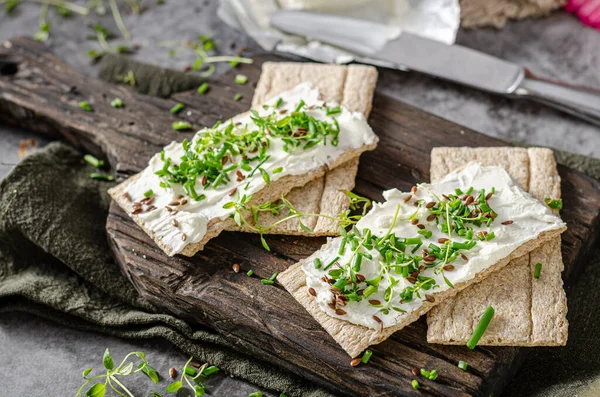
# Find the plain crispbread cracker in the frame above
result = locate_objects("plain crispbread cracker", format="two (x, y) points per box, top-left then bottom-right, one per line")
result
(227, 62), (377, 236)
(108, 62), (378, 256)
(279, 160), (566, 358)
(426, 147), (568, 346)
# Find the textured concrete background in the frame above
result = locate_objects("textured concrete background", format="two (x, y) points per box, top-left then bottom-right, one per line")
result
(0, 1), (599, 396)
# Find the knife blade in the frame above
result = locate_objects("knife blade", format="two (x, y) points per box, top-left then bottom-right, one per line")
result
(271, 10), (600, 125)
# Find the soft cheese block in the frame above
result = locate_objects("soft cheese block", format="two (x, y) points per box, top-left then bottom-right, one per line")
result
(116, 83), (378, 255)
(302, 162), (566, 330)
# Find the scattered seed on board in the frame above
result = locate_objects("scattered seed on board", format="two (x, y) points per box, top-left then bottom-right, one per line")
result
(412, 368), (420, 376)
(351, 358), (362, 367)
(169, 368), (176, 379)
(232, 263), (240, 273)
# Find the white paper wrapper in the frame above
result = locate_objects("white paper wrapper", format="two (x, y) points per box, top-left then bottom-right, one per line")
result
(218, 0), (460, 64)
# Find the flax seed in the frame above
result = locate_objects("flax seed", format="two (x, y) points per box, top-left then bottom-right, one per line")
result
(369, 300), (381, 305)
(182, 233), (187, 241)
(442, 194), (451, 200)
(443, 265), (455, 271)
(407, 276), (417, 284)
(169, 368), (176, 379)
(351, 358), (361, 367)
(411, 186), (417, 194)
(356, 274), (366, 282)
(372, 315), (382, 323)
(404, 194), (412, 203)
(123, 192), (131, 201)
(229, 187), (237, 196)
(424, 254), (436, 262)
(335, 309), (346, 315)
(232, 263), (240, 273)
(328, 302), (336, 310)
(132, 208), (142, 214)
(417, 224), (425, 230)
(461, 254), (469, 262)
(279, 109), (287, 114)
(308, 287), (316, 297)
(180, 199), (188, 205)
(146, 205), (156, 212)
(426, 214), (436, 222)
(236, 170), (245, 181)
(502, 220), (513, 225)
(426, 201), (436, 208)
(465, 195), (474, 205)
(336, 297), (347, 306)
(221, 156), (228, 165)
(412, 368), (420, 376)
(171, 219), (179, 227)
(411, 219), (419, 225)
(438, 238), (449, 244)
(202, 175), (207, 186)
(486, 192), (493, 200)
(169, 200), (181, 206)
(425, 294), (435, 303)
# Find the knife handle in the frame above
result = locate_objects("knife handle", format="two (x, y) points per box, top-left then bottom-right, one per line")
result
(514, 70), (600, 126)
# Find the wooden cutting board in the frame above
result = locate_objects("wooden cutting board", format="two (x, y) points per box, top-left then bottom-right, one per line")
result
(2, 37), (599, 397)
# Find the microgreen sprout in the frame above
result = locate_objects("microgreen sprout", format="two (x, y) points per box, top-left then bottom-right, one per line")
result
(165, 357), (219, 396)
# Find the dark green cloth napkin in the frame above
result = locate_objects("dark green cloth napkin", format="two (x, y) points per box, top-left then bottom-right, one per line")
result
(1, 55), (599, 397)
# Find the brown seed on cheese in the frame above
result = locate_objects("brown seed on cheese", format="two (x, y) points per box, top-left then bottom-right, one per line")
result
(308, 287), (317, 297)
(426, 201), (435, 208)
(335, 309), (347, 315)
(404, 194), (412, 203)
(438, 238), (449, 244)
(502, 220), (514, 225)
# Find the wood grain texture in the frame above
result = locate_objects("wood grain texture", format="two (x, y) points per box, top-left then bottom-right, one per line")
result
(1, 37), (600, 397)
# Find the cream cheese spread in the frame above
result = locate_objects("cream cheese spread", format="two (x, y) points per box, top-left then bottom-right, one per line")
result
(122, 83), (378, 255)
(302, 163), (565, 330)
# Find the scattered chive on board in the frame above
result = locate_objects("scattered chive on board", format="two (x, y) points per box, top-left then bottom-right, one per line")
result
(534, 262), (543, 279)
(234, 93), (242, 101)
(197, 82), (209, 94)
(88, 172), (114, 181)
(84, 154), (104, 168)
(79, 101), (93, 112)
(110, 98), (124, 108)
(545, 198), (563, 210)
(247, 270), (254, 277)
(361, 350), (373, 364)
(411, 380), (420, 390)
(170, 103), (185, 114)
(467, 305), (495, 349)
(235, 74), (248, 85)
(248, 392), (263, 397)
(458, 361), (468, 371)
(172, 121), (192, 131)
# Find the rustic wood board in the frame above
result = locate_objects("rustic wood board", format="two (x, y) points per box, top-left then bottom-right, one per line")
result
(2, 37), (600, 397)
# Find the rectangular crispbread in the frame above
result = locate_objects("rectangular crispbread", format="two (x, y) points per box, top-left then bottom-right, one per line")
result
(426, 147), (568, 346)
(278, 147), (566, 357)
(108, 63), (378, 256)
(225, 62), (377, 236)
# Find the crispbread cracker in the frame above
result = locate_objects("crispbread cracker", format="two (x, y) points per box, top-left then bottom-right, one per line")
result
(426, 147), (568, 346)
(228, 62), (377, 236)
(278, 157), (566, 357)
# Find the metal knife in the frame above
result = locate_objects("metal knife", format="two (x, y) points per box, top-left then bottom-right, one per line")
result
(271, 10), (600, 126)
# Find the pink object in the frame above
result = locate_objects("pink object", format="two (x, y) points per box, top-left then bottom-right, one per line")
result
(566, 0), (600, 29)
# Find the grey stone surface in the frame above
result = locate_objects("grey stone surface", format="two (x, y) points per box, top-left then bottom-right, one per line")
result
(0, 1), (599, 396)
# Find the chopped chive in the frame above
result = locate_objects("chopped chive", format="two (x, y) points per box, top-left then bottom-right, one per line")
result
(143, 189), (154, 197)
(79, 101), (93, 112)
(248, 393), (263, 397)
(363, 285), (377, 298)
(545, 198), (563, 210)
(458, 361), (468, 371)
(84, 154), (104, 168)
(325, 106), (341, 116)
(202, 366), (219, 376)
(361, 350), (372, 364)
(260, 279), (274, 285)
(247, 270), (254, 277)
(110, 98), (124, 108)
(314, 258), (322, 269)
(411, 380), (420, 390)
(170, 103), (185, 114)
(88, 172), (114, 181)
(455, 188), (463, 195)
(534, 263), (542, 279)
(324, 256), (340, 270)
(197, 82), (209, 94)
(275, 97), (283, 108)
(172, 121), (192, 131)
(269, 272), (278, 281)
(234, 93), (242, 101)
(280, 394), (287, 397)
(466, 186), (473, 195)
(467, 306), (495, 349)
(418, 229), (432, 239)
(294, 99), (305, 112)
(235, 74), (248, 85)
(485, 232), (495, 241)
(272, 167), (283, 174)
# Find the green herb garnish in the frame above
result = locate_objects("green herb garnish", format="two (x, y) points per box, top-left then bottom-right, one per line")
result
(144, 189), (154, 197)
(88, 173), (114, 181)
(234, 93), (242, 101)
(111, 98), (124, 108)
(458, 361), (468, 371)
(84, 154), (104, 168)
(79, 101), (93, 112)
(545, 198), (563, 210)
(361, 350), (373, 364)
(197, 82), (209, 94)
(247, 269), (254, 277)
(534, 263), (542, 279)
(467, 305), (495, 349)
(411, 380), (420, 390)
(235, 74), (248, 85)
(172, 121), (192, 131)
(170, 103), (185, 114)
(165, 357), (219, 396)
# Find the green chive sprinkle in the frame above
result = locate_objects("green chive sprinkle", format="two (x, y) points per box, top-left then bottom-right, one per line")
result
(485, 232), (496, 241)
(235, 74), (248, 85)
(248, 393), (263, 397)
(324, 256), (340, 270)
(143, 189), (154, 197)
(313, 258), (321, 269)
(84, 154), (104, 168)
(272, 167), (283, 174)
(88, 172), (114, 181)
(545, 198), (563, 210)
(247, 270), (254, 277)
(467, 305), (495, 350)
(261, 279), (274, 285)
(455, 188), (463, 195)
(110, 98), (124, 108)
(466, 186), (474, 195)
(534, 263), (543, 279)
(269, 272), (278, 281)
(202, 366), (219, 376)
(294, 99), (305, 112)
(234, 93), (242, 101)
(172, 121), (192, 131)
(418, 229), (432, 239)
(411, 380), (420, 390)
(280, 394), (288, 397)
(197, 82), (209, 94)
(361, 350), (372, 364)
(275, 97), (283, 108)
(170, 103), (185, 114)
(325, 106), (341, 116)
(458, 361), (468, 371)
(79, 101), (93, 112)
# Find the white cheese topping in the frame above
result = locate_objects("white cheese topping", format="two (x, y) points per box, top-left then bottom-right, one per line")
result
(303, 163), (565, 330)
(123, 83), (378, 255)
